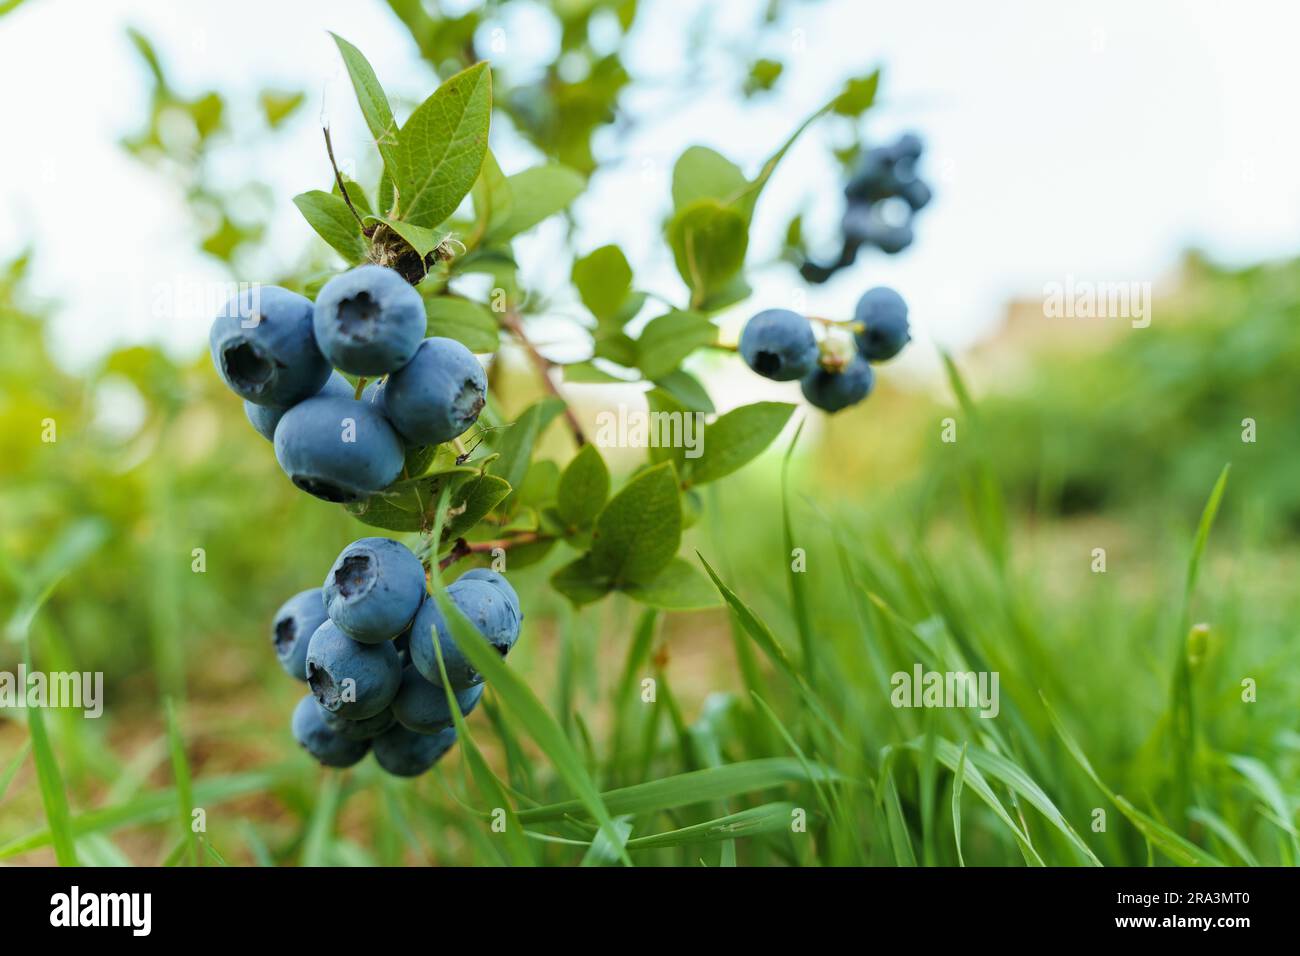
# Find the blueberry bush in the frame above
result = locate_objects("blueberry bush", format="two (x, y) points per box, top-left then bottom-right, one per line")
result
(3, 0), (1295, 871)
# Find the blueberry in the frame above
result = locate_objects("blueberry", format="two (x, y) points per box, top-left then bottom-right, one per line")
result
(801, 356), (875, 412)
(391, 665), (484, 734)
(323, 537), (426, 643)
(457, 568), (521, 621)
(313, 265), (425, 376)
(853, 287), (911, 361)
(291, 694), (370, 768)
(739, 309), (818, 382)
(892, 132), (924, 161)
(210, 286), (331, 407)
(305, 620), (402, 720)
(373, 724), (457, 777)
(271, 588), (328, 681)
(863, 219), (913, 255)
(408, 580), (521, 689)
(319, 702), (397, 741)
(899, 178), (932, 212)
(273, 392), (405, 502)
(844, 147), (900, 202)
(380, 337), (487, 446)
(244, 372), (355, 442)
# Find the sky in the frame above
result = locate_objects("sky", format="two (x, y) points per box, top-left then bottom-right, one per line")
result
(1, 0), (1298, 387)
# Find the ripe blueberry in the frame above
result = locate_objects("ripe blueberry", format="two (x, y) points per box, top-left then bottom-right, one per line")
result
(319, 702), (397, 741)
(457, 568), (521, 621)
(291, 694), (370, 768)
(244, 371), (354, 443)
(380, 337), (487, 446)
(853, 287), (911, 361)
(322, 537), (426, 644)
(408, 578), (521, 690)
(304, 620), (402, 720)
(373, 724), (457, 777)
(312, 265), (425, 376)
(739, 309), (818, 382)
(801, 356), (875, 412)
(900, 178), (932, 212)
(273, 392), (405, 502)
(391, 665), (484, 734)
(210, 286), (331, 407)
(271, 588), (328, 681)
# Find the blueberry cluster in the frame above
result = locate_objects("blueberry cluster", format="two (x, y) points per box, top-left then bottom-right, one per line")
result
(801, 133), (932, 283)
(739, 286), (910, 413)
(274, 538), (523, 776)
(209, 264), (487, 503)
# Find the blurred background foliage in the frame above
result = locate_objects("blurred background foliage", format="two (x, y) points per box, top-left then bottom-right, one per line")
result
(0, 0), (1297, 867)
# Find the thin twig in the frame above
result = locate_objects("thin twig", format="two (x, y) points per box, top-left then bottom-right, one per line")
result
(436, 532), (546, 572)
(501, 310), (586, 447)
(323, 126), (366, 229)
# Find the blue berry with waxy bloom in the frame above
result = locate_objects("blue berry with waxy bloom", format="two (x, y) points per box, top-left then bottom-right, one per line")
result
(739, 309), (818, 382)
(319, 702), (397, 741)
(801, 356), (875, 412)
(312, 264), (426, 376)
(210, 286), (331, 407)
(457, 567), (521, 621)
(899, 178), (932, 212)
(408, 578), (521, 690)
(391, 665), (484, 734)
(291, 694), (370, 768)
(305, 620), (402, 720)
(273, 392), (405, 503)
(322, 537), (426, 644)
(271, 588), (328, 681)
(244, 371), (354, 442)
(373, 724), (457, 777)
(380, 337), (487, 446)
(853, 287), (911, 362)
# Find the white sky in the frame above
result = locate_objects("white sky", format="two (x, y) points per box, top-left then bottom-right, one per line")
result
(1, 0), (1298, 386)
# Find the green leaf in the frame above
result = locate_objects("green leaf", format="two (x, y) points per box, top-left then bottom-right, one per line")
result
(590, 462), (681, 584)
(164, 699), (198, 866)
(572, 245), (632, 321)
(425, 296), (500, 353)
(562, 361), (633, 384)
(25, 653), (78, 865)
(442, 473), (512, 539)
(687, 402), (795, 486)
(628, 802), (796, 850)
(293, 191), (367, 263)
(667, 200), (748, 307)
(557, 444), (610, 528)
(344, 466), (478, 532)
(471, 149), (512, 238)
(653, 368), (714, 413)
(330, 34), (399, 173)
(550, 554), (612, 606)
(369, 217), (442, 261)
(260, 89), (305, 128)
(516, 758), (841, 823)
(624, 557), (721, 609)
(392, 62), (492, 228)
(332, 176), (373, 217)
(488, 398), (566, 501)
(833, 70), (881, 116)
(636, 310), (716, 380)
(672, 146), (748, 209)
(486, 164), (585, 241)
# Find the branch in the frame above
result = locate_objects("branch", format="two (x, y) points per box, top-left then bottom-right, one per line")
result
(436, 532), (546, 572)
(501, 311), (586, 447)
(323, 126), (366, 230)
